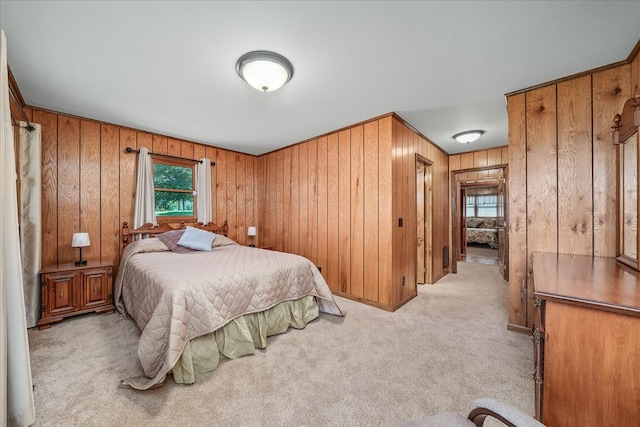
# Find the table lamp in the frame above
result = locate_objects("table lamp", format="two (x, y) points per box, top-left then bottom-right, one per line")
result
(72, 232), (90, 266)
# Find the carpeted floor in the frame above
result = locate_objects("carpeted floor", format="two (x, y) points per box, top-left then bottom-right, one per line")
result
(27, 261), (533, 426)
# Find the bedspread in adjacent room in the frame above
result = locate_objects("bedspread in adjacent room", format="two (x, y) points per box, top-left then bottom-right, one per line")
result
(466, 228), (498, 248)
(466, 218), (499, 249)
(114, 237), (343, 390)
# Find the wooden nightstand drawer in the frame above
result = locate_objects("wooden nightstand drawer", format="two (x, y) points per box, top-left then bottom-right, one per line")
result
(38, 261), (115, 329)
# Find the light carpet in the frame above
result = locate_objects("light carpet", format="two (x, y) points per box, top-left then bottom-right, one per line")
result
(27, 261), (533, 426)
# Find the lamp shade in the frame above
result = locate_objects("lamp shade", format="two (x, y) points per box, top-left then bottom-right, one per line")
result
(71, 232), (90, 248)
(247, 226), (257, 237)
(236, 51), (293, 92)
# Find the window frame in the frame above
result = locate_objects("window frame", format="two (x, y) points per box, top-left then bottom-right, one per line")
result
(465, 194), (498, 218)
(152, 156), (197, 223)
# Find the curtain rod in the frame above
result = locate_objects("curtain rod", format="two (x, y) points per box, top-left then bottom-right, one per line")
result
(9, 85), (35, 131)
(125, 147), (216, 166)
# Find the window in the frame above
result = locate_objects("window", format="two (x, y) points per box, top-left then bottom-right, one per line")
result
(466, 194), (498, 218)
(153, 158), (196, 221)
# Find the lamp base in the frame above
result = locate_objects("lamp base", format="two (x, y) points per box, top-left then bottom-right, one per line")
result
(75, 259), (87, 266)
(249, 244), (255, 247)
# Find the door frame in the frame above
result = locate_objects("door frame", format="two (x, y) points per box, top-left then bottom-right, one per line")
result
(416, 154), (433, 284)
(450, 165), (508, 274)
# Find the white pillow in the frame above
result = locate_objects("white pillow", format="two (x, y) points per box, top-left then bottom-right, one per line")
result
(177, 226), (216, 251)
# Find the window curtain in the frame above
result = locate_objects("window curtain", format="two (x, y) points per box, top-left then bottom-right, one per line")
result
(1, 29), (36, 427)
(196, 158), (212, 224)
(133, 147), (157, 229)
(19, 122), (41, 329)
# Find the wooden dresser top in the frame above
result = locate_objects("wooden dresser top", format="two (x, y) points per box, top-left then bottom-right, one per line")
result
(532, 252), (640, 317)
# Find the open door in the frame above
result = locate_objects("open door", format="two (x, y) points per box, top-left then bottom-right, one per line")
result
(416, 156), (432, 284)
(497, 175), (509, 280)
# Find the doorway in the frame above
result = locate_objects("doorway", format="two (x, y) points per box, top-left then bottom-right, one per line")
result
(416, 155), (432, 284)
(451, 166), (508, 280)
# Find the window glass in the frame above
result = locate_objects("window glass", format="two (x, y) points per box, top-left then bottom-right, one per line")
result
(466, 194), (498, 218)
(153, 160), (195, 219)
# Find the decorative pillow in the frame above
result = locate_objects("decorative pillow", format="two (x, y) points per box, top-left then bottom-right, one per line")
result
(177, 226), (216, 251)
(211, 233), (238, 247)
(466, 218), (482, 228)
(479, 219), (497, 229)
(157, 230), (195, 254)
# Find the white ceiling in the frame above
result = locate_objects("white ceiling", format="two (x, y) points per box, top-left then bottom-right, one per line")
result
(1, 1), (639, 155)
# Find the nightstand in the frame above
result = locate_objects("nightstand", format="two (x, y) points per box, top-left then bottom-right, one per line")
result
(37, 260), (115, 329)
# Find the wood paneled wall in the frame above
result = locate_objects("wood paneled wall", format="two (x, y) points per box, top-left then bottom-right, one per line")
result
(257, 114), (449, 311)
(28, 108), (258, 272)
(506, 56), (640, 328)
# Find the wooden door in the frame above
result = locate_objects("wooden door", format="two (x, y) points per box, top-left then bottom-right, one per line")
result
(459, 186), (467, 259)
(498, 173), (509, 280)
(417, 162), (426, 283)
(416, 156), (432, 284)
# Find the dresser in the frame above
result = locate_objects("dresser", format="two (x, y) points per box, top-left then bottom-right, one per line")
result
(37, 261), (115, 329)
(532, 252), (640, 426)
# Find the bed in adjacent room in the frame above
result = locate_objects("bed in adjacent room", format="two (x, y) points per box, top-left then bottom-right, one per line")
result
(466, 218), (499, 249)
(114, 222), (343, 390)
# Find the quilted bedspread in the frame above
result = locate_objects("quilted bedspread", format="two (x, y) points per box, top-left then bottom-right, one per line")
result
(114, 237), (343, 390)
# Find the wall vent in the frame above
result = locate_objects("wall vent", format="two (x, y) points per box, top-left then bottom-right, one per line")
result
(443, 246), (449, 268)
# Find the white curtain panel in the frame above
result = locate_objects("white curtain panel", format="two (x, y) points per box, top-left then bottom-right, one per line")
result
(0, 30), (36, 427)
(19, 122), (41, 329)
(133, 147), (157, 229)
(196, 158), (212, 224)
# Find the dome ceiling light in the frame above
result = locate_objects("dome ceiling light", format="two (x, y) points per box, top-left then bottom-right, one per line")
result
(453, 130), (484, 144)
(236, 50), (294, 92)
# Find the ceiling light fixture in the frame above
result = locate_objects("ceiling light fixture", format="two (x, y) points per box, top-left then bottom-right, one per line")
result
(236, 50), (294, 92)
(453, 130), (484, 144)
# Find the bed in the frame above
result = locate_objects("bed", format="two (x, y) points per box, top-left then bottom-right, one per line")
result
(114, 221), (343, 390)
(466, 218), (498, 249)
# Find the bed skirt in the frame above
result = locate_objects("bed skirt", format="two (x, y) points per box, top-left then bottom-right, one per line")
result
(171, 295), (319, 384)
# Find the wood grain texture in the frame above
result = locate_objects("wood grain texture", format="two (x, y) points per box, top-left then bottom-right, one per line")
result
(57, 116), (80, 264)
(327, 133), (340, 291)
(215, 149), (227, 231)
(543, 302), (640, 426)
(307, 139), (318, 265)
(317, 136), (329, 282)
(507, 93), (527, 327)
(526, 85), (558, 256)
(338, 129), (351, 294)
(236, 153), (246, 245)
(36, 110), (59, 267)
(593, 65), (630, 257)
(364, 121), (380, 302)
(282, 147), (292, 252)
(290, 145), (300, 255)
(350, 125), (365, 299)
(119, 128), (137, 254)
(557, 76), (593, 256)
(275, 149), (284, 251)
(181, 141), (194, 160)
(100, 124), (120, 269)
(245, 155), (255, 247)
(299, 143), (309, 260)
(80, 120), (101, 262)
(152, 135), (167, 155)
(378, 116), (393, 306)
(168, 138), (180, 157)
(460, 152), (474, 170)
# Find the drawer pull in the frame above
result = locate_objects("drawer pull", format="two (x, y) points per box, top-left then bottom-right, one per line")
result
(94, 283), (98, 294)
(60, 289), (64, 298)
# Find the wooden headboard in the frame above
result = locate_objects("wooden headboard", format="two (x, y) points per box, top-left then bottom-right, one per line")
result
(122, 221), (229, 248)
